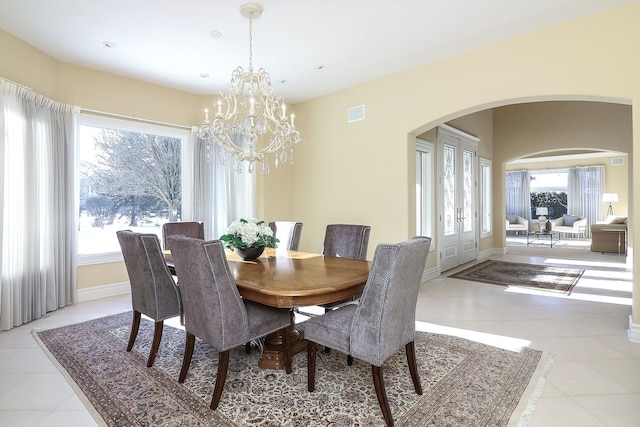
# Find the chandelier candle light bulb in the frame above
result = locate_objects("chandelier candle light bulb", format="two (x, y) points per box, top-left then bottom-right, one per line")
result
(199, 3), (303, 174)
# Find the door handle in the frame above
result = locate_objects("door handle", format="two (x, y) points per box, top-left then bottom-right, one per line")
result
(457, 207), (467, 222)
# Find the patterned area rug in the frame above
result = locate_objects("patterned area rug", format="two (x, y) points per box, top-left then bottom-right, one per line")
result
(449, 260), (584, 295)
(35, 312), (547, 426)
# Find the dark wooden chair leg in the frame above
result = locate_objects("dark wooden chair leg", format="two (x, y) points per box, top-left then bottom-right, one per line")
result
(127, 311), (141, 352)
(347, 355), (353, 365)
(372, 365), (393, 427)
(147, 320), (164, 367)
(307, 341), (317, 392)
(282, 325), (292, 374)
(210, 350), (230, 410)
(405, 341), (422, 395)
(178, 332), (195, 383)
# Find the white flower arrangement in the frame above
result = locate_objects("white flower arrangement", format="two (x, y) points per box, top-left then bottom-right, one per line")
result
(219, 218), (278, 250)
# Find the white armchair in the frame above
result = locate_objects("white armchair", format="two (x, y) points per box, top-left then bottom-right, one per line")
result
(551, 214), (587, 239)
(506, 214), (529, 234)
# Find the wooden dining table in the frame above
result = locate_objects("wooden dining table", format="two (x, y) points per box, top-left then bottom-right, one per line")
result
(165, 247), (371, 370)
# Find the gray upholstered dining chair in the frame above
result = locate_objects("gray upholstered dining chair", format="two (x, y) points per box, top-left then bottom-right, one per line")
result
(116, 230), (183, 367)
(167, 235), (293, 410)
(322, 224), (370, 260)
(268, 221), (303, 251)
(304, 236), (432, 427)
(318, 224), (371, 312)
(162, 221), (204, 250)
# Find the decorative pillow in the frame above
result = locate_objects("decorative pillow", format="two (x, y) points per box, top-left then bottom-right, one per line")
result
(506, 214), (517, 223)
(562, 214), (580, 226)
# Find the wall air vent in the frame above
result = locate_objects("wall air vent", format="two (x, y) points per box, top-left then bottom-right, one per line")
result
(611, 157), (624, 166)
(347, 105), (365, 123)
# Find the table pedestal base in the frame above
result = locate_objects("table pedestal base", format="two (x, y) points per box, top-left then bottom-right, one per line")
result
(258, 328), (307, 370)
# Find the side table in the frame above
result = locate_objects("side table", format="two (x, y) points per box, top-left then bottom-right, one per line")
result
(600, 228), (627, 255)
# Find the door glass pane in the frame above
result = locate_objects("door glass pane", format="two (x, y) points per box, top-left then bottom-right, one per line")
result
(443, 145), (456, 235)
(463, 149), (474, 232)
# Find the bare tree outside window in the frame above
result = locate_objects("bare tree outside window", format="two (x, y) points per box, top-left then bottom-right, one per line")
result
(79, 121), (185, 256)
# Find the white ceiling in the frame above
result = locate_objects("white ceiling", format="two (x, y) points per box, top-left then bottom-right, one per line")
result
(0, 0), (633, 103)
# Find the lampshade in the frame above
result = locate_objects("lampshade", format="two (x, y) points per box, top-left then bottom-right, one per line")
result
(602, 193), (618, 203)
(535, 207), (549, 216)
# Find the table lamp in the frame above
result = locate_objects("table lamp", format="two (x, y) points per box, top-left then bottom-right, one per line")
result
(602, 193), (618, 216)
(535, 207), (548, 221)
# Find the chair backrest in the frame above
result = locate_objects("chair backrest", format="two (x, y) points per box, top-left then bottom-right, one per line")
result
(269, 221), (303, 251)
(162, 221), (204, 250)
(350, 236), (431, 366)
(322, 224), (371, 260)
(167, 235), (250, 351)
(116, 230), (182, 321)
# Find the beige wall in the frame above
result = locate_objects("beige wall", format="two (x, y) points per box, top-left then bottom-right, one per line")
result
(2, 2), (640, 323)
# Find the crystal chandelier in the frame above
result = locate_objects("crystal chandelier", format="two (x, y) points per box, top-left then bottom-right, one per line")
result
(199, 3), (303, 174)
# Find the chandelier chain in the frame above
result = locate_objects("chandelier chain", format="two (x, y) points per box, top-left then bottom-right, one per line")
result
(248, 14), (253, 71)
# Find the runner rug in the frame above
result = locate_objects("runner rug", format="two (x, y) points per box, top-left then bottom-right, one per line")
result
(35, 312), (548, 426)
(449, 260), (583, 295)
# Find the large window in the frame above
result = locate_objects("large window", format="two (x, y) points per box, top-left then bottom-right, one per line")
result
(78, 115), (191, 263)
(416, 139), (435, 241)
(529, 170), (568, 219)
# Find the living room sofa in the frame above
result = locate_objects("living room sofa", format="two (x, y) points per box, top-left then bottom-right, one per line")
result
(551, 214), (587, 239)
(506, 214), (528, 234)
(591, 215), (628, 254)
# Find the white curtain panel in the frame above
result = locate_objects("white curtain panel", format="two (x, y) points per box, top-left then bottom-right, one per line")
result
(568, 165), (605, 238)
(0, 80), (78, 330)
(505, 170), (531, 220)
(190, 128), (256, 240)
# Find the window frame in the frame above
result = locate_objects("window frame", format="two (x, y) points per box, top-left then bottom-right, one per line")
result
(416, 138), (435, 246)
(479, 157), (492, 237)
(77, 113), (192, 266)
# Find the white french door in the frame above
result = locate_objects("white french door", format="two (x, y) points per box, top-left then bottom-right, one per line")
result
(438, 125), (479, 272)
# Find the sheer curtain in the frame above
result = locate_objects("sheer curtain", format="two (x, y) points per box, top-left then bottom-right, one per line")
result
(190, 127), (255, 239)
(505, 170), (531, 219)
(568, 165), (604, 238)
(0, 80), (78, 330)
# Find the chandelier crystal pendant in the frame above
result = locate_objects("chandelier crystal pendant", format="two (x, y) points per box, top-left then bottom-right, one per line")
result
(199, 3), (303, 174)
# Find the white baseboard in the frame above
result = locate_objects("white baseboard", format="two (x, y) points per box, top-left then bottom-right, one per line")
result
(478, 247), (502, 261)
(422, 266), (440, 282)
(628, 315), (640, 343)
(77, 281), (130, 303)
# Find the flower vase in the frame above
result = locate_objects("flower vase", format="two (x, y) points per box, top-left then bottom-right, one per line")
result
(236, 246), (265, 260)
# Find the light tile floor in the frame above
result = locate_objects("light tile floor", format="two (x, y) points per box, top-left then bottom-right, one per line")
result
(1, 242), (639, 426)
